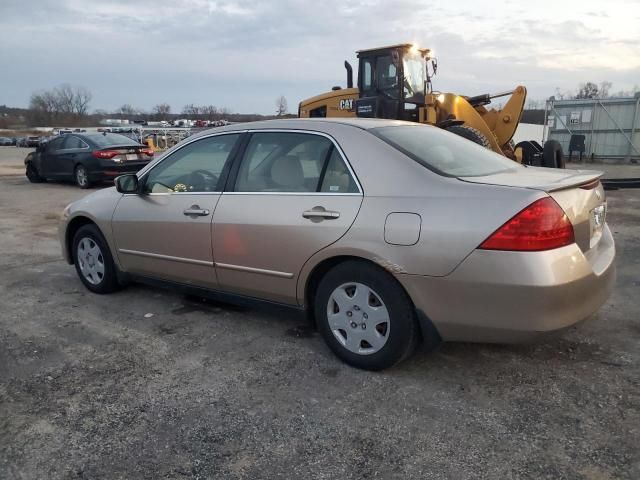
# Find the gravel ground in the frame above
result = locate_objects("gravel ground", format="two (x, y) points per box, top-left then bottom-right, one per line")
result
(0, 150), (639, 479)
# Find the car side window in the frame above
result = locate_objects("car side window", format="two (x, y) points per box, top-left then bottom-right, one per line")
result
(234, 132), (333, 193)
(62, 136), (86, 149)
(320, 149), (359, 193)
(46, 137), (64, 152)
(143, 134), (240, 194)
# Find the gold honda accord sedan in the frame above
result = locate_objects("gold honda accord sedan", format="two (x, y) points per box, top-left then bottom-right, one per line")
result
(59, 118), (615, 370)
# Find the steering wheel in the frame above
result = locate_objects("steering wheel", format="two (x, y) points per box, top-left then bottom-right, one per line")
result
(188, 169), (219, 191)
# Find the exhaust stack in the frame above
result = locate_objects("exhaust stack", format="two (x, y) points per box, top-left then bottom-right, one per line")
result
(344, 61), (353, 89)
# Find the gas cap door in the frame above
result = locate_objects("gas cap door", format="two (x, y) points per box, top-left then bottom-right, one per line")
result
(384, 212), (421, 246)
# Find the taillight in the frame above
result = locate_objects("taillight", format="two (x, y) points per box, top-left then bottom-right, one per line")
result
(479, 197), (575, 251)
(141, 148), (154, 157)
(92, 150), (119, 159)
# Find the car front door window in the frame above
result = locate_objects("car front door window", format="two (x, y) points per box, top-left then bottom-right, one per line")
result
(144, 134), (240, 194)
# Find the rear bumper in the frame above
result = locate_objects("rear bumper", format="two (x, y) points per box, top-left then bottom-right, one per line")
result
(397, 225), (616, 343)
(89, 161), (149, 182)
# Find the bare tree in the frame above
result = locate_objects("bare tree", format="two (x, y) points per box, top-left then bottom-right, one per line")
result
(611, 84), (640, 97)
(118, 104), (137, 116)
(275, 95), (288, 116)
(201, 105), (219, 121)
(553, 87), (573, 101)
(526, 99), (542, 109)
(152, 103), (171, 120)
(598, 81), (612, 99)
(575, 82), (599, 99)
(28, 84), (92, 125)
(182, 104), (201, 118)
(72, 86), (92, 116)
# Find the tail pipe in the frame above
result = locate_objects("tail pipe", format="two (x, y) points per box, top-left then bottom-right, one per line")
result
(344, 61), (353, 89)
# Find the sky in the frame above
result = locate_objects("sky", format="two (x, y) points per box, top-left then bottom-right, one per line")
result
(1, 0), (639, 115)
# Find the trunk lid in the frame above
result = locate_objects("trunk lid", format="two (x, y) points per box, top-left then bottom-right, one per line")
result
(460, 166), (607, 253)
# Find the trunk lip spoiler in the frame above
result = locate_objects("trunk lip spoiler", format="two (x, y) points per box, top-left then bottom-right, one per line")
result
(457, 169), (604, 193)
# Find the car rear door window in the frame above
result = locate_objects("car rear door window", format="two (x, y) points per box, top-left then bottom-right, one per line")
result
(319, 149), (359, 193)
(143, 134), (240, 193)
(62, 136), (86, 149)
(235, 132), (353, 193)
(46, 137), (65, 152)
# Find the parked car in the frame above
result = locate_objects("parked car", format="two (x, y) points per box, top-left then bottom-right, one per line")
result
(0, 137), (13, 146)
(58, 119), (615, 370)
(26, 136), (41, 147)
(25, 132), (154, 188)
(15, 137), (28, 147)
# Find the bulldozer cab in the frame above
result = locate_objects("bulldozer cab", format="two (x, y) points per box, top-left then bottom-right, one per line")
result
(355, 44), (430, 122)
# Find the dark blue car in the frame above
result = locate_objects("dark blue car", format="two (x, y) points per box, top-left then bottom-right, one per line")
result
(25, 132), (154, 188)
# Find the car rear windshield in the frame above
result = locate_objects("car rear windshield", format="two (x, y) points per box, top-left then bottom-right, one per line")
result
(84, 133), (140, 148)
(371, 125), (521, 177)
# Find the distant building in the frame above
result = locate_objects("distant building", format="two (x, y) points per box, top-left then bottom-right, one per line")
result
(545, 93), (640, 161)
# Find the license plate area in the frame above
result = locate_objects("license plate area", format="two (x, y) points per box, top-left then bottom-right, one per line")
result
(125, 153), (139, 161)
(589, 203), (606, 248)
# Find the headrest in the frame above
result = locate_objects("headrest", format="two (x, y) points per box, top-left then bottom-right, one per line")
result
(271, 155), (304, 189)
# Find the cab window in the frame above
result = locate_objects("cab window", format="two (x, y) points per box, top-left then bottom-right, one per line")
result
(361, 59), (373, 93)
(377, 55), (398, 95)
(143, 134), (239, 193)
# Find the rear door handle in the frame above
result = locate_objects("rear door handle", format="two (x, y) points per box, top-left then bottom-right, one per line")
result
(183, 205), (210, 217)
(302, 207), (340, 220)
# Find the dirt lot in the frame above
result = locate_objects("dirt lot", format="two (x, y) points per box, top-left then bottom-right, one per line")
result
(0, 146), (639, 479)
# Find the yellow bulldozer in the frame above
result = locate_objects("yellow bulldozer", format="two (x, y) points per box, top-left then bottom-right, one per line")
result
(298, 44), (564, 168)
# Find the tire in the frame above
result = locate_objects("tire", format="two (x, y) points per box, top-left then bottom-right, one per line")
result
(25, 162), (45, 183)
(445, 125), (492, 149)
(75, 164), (91, 189)
(314, 260), (419, 371)
(542, 140), (565, 169)
(514, 141), (542, 166)
(72, 224), (121, 294)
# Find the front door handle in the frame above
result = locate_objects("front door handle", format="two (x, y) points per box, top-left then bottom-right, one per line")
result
(302, 207), (340, 220)
(183, 205), (210, 217)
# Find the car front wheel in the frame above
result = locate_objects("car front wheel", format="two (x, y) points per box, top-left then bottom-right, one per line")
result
(26, 163), (45, 183)
(72, 224), (120, 293)
(315, 260), (419, 370)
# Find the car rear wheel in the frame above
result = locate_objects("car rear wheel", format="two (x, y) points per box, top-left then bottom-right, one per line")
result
(26, 162), (45, 183)
(75, 164), (91, 189)
(315, 260), (419, 370)
(72, 224), (120, 294)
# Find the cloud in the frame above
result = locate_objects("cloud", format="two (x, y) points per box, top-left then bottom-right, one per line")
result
(0, 0), (638, 114)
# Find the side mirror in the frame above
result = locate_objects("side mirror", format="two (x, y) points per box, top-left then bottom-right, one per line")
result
(115, 174), (139, 193)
